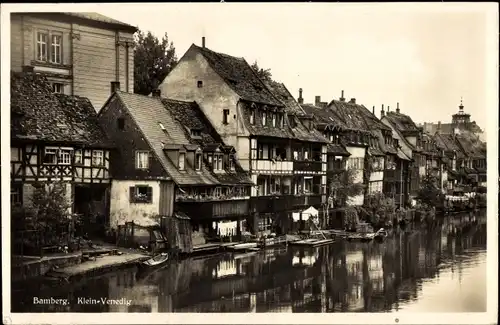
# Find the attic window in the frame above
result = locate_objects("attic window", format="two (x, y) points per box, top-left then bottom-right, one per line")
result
(223, 109), (230, 125)
(197, 80), (203, 88)
(117, 118), (125, 130)
(229, 154), (235, 170)
(158, 122), (166, 131)
(288, 115), (296, 128)
(250, 110), (255, 125)
(191, 129), (202, 138)
(51, 82), (63, 94)
(261, 111), (267, 126)
(179, 153), (186, 170)
(272, 113), (277, 127)
(195, 153), (202, 171)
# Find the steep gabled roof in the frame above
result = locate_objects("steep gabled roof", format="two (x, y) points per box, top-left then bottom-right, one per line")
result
(300, 103), (347, 131)
(455, 134), (485, 159)
(385, 111), (420, 134)
(433, 133), (465, 158)
(161, 98), (253, 186)
(263, 80), (329, 144)
(327, 100), (371, 133)
(194, 45), (282, 106)
(11, 72), (111, 147)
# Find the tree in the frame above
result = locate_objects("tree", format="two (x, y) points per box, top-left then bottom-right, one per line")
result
(134, 30), (178, 95)
(328, 167), (365, 207)
(416, 174), (444, 208)
(251, 61), (272, 82)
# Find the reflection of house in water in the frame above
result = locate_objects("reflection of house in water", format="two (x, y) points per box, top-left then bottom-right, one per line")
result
(368, 255), (384, 293)
(107, 271), (159, 312)
(292, 249), (319, 266)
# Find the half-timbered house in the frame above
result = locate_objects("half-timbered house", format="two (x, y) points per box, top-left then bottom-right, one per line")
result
(157, 39), (328, 235)
(11, 71), (112, 225)
(433, 133), (464, 193)
(98, 87), (253, 240)
(454, 132), (487, 189)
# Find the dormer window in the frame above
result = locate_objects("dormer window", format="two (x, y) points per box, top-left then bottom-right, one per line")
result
(261, 111), (267, 126)
(191, 129), (201, 138)
(195, 152), (202, 171)
(329, 134), (334, 142)
(214, 153), (223, 171)
(272, 113), (277, 127)
(229, 154), (235, 170)
(288, 115), (296, 128)
(250, 110), (255, 125)
(179, 152), (186, 170)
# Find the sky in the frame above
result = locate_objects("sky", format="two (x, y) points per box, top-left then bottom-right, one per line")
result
(94, 3), (496, 132)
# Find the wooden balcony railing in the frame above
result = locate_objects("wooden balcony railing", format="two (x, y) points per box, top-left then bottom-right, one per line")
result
(251, 160), (293, 173)
(293, 161), (323, 174)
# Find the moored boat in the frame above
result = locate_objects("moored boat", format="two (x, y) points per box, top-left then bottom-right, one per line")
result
(137, 252), (169, 272)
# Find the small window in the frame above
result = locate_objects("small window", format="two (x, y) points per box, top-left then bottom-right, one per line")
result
(191, 129), (201, 138)
(50, 34), (62, 64)
(74, 149), (82, 164)
(11, 184), (23, 206)
(58, 149), (72, 165)
(52, 83), (64, 94)
(272, 113), (276, 127)
(250, 110), (255, 125)
(223, 109), (230, 125)
(130, 185), (153, 204)
(195, 153), (202, 171)
(36, 31), (48, 61)
(179, 153), (186, 170)
(117, 118), (125, 130)
(329, 134), (334, 142)
(197, 80), (203, 88)
(92, 150), (104, 166)
(136, 151), (149, 169)
(216, 154), (223, 171)
(158, 122), (166, 130)
(43, 148), (57, 164)
(262, 111), (267, 126)
(229, 154), (235, 170)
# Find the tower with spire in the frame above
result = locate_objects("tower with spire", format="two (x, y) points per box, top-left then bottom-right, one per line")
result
(451, 97), (471, 131)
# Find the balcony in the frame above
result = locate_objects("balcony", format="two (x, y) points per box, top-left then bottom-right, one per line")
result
(251, 195), (294, 214)
(293, 161), (324, 174)
(383, 169), (401, 181)
(251, 160), (293, 174)
(177, 200), (250, 219)
(292, 194), (323, 208)
(176, 194), (250, 202)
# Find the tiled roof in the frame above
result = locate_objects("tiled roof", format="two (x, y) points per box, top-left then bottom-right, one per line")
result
(327, 100), (371, 133)
(263, 81), (329, 143)
(372, 129), (398, 155)
(239, 101), (296, 139)
(300, 103), (347, 130)
(433, 133), (465, 159)
(455, 134), (485, 159)
(11, 72), (111, 147)
(327, 144), (351, 156)
(63, 12), (137, 32)
(161, 98), (253, 185)
(368, 147), (385, 157)
(385, 111), (420, 134)
(194, 45), (282, 106)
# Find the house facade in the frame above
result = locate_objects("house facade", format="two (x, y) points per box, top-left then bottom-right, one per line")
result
(11, 71), (112, 226)
(158, 41), (328, 235)
(10, 12), (137, 111)
(98, 86), (253, 241)
(433, 133), (463, 193)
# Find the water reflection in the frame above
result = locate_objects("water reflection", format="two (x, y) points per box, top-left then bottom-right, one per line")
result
(12, 211), (487, 313)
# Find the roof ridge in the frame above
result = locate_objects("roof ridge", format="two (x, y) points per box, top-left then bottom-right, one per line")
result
(194, 44), (245, 61)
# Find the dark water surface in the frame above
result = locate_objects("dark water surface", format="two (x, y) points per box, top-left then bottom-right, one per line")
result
(12, 212), (487, 313)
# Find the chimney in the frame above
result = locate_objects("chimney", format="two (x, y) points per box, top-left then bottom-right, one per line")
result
(339, 90), (345, 102)
(396, 102), (400, 113)
(380, 104), (385, 117)
(110, 81), (121, 94)
(152, 88), (161, 97)
(202, 36), (206, 48)
(349, 98), (356, 104)
(298, 88), (303, 104)
(437, 121), (441, 132)
(372, 106), (375, 115)
(22, 65), (35, 73)
(387, 106), (390, 113)
(315, 96), (321, 106)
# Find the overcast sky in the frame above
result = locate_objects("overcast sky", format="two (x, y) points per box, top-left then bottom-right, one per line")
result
(9, 3), (499, 132)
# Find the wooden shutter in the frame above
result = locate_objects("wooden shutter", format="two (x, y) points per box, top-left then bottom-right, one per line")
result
(129, 186), (136, 203)
(146, 186), (153, 203)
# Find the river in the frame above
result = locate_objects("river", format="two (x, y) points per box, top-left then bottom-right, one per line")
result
(12, 211), (487, 313)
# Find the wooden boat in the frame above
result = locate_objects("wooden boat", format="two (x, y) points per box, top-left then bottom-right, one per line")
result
(228, 242), (259, 252)
(289, 238), (335, 247)
(137, 252), (169, 271)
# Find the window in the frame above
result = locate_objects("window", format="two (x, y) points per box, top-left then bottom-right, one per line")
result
(50, 34), (62, 64)
(191, 129), (201, 138)
(52, 83), (64, 94)
(158, 122), (166, 130)
(117, 118), (125, 130)
(43, 148), (57, 164)
(197, 80), (203, 88)
(261, 111), (267, 126)
(179, 153), (186, 170)
(229, 154), (235, 170)
(250, 110), (255, 125)
(36, 32), (48, 61)
(92, 150), (104, 166)
(130, 185), (153, 203)
(329, 134), (334, 142)
(214, 154), (223, 171)
(136, 151), (149, 169)
(272, 113), (277, 127)
(223, 109), (230, 125)
(11, 184), (23, 206)
(207, 154), (213, 165)
(74, 150), (82, 164)
(195, 153), (202, 171)
(58, 149), (72, 165)
(288, 115), (296, 128)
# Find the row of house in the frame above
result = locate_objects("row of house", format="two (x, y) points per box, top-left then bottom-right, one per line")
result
(10, 13), (487, 243)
